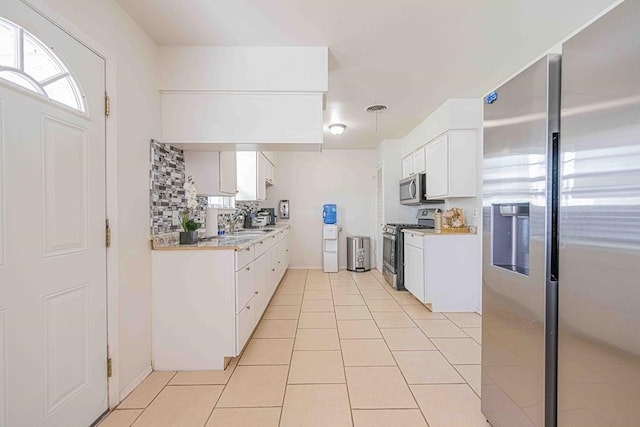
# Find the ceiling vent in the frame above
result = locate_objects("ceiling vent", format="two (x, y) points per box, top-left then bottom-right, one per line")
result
(365, 104), (388, 113)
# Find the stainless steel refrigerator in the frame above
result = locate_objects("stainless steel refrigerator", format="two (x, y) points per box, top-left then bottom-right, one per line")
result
(481, 1), (640, 426)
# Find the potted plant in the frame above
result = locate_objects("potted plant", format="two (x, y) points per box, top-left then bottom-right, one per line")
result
(179, 176), (201, 244)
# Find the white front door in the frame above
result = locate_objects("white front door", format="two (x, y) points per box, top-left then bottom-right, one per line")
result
(0, 1), (108, 426)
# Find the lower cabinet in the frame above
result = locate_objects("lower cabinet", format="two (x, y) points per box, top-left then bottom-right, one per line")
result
(402, 230), (479, 312)
(152, 226), (290, 370)
(403, 241), (425, 302)
(236, 297), (256, 354)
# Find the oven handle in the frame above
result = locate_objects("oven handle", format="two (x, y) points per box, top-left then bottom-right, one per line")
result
(383, 232), (396, 241)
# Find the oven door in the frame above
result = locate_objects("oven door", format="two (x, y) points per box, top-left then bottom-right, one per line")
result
(382, 232), (397, 287)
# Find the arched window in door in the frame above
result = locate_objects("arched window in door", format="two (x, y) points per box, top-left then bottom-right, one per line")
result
(0, 16), (86, 112)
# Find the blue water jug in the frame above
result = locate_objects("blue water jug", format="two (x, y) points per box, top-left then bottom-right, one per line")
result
(323, 204), (337, 224)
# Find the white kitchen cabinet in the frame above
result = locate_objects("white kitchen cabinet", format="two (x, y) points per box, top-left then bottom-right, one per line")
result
(402, 230), (479, 312)
(184, 150), (237, 196)
(254, 251), (271, 317)
(401, 154), (413, 178)
(403, 237), (425, 302)
(412, 147), (426, 175)
(425, 130), (477, 199)
(237, 151), (274, 201)
(235, 260), (255, 313)
(401, 147), (426, 178)
(236, 298), (256, 354)
(264, 157), (275, 186)
(151, 226), (291, 370)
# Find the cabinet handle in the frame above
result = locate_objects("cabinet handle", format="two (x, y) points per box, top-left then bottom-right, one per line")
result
(260, 241), (264, 244)
(247, 305), (251, 309)
(246, 267), (251, 271)
(272, 268), (275, 272)
(255, 291), (259, 294)
(245, 247), (251, 251)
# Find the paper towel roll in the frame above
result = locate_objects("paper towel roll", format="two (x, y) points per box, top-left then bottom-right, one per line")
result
(205, 207), (218, 236)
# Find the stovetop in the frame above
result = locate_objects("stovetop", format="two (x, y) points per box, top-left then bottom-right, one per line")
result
(386, 223), (433, 228)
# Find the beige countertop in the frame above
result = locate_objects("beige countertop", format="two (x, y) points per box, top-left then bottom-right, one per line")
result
(151, 224), (290, 251)
(402, 228), (477, 236)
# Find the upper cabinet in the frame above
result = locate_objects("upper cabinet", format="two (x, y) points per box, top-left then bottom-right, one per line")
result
(237, 152), (275, 201)
(401, 147), (426, 178)
(184, 150), (237, 196)
(425, 130), (477, 199)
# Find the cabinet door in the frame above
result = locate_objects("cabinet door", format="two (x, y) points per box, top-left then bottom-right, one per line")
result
(254, 252), (271, 316)
(447, 131), (477, 197)
(236, 297), (256, 354)
(281, 233), (290, 271)
(257, 154), (267, 201)
(235, 261), (255, 313)
(184, 151), (220, 196)
(219, 151), (237, 195)
(425, 134), (449, 198)
(236, 152), (258, 201)
(401, 155), (413, 178)
(412, 147), (426, 174)
(267, 161), (275, 185)
(404, 242), (425, 303)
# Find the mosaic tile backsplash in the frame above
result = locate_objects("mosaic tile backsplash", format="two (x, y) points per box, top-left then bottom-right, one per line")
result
(149, 140), (206, 235)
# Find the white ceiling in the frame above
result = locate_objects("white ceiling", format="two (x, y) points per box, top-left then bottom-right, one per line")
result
(115, 0), (618, 149)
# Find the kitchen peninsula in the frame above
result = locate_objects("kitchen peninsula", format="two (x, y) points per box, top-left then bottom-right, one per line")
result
(151, 225), (290, 370)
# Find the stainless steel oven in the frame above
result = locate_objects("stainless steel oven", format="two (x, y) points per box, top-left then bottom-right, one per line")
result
(382, 210), (438, 290)
(382, 229), (397, 288)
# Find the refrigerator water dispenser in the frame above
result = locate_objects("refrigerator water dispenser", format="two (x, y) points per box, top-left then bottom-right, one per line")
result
(492, 203), (530, 275)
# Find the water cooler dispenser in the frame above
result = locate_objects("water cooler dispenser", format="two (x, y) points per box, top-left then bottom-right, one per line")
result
(322, 204), (340, 273)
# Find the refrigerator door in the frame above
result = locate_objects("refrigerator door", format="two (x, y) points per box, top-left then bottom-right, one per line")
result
(558, 1), (640, 425)
(482, 55), (560, 427)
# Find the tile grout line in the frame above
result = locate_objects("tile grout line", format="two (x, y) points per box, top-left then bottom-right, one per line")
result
(331, 272), (356, 426)
(278, 268), (308, 427)
(210, 268), (303, 426)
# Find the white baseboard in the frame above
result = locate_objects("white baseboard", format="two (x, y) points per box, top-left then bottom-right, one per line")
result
(119, 365), (152, 403)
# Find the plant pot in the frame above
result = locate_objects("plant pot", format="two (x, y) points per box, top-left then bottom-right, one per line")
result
(179, 231), (199, 245)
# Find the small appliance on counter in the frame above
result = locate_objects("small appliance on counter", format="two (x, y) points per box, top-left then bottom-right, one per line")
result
(252, 216), (267, 227)
(257, 208), (277, 226)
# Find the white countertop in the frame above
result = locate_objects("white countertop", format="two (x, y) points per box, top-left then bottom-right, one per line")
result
(402, 228), (476, 236)
(151, 224), (290, 250)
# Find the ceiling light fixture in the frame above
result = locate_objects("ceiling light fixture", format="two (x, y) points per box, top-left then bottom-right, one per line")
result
(328, 123), (347, 135)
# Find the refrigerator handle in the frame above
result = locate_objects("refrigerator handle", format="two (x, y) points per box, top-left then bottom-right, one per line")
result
(550, 131), (560, 281)
(545, 131), (560, 427)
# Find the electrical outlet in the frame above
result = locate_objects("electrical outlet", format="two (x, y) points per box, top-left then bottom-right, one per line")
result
(473, 208), (478, 218)
(172, 211), (180, 226)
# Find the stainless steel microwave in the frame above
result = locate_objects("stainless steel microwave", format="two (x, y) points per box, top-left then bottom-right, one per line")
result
(399, 173), (443, 205)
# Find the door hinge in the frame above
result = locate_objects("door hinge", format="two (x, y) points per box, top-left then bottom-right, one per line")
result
(107, 358), (113, 378)
(105, 219), (111, 248)
(105, 93), (110, 117)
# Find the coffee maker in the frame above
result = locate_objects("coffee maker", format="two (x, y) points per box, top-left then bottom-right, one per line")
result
(257, 208), (277, 226)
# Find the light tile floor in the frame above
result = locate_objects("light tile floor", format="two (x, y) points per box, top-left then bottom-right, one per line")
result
(100, 269), (489, 427)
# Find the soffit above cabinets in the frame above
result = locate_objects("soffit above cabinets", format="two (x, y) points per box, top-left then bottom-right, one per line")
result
(159, 46), (327, 149)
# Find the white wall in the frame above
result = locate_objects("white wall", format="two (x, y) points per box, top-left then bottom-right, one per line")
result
(263, 150), (376, 269)
(30, 0), (161, 401)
